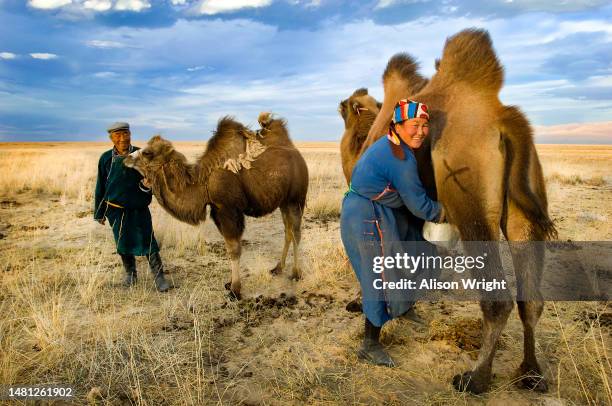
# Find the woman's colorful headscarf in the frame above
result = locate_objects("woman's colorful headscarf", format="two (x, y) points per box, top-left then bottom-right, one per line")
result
(388, 99), (429, 145)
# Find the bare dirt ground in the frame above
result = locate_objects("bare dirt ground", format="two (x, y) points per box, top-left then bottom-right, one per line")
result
(0, 142), (610, 405)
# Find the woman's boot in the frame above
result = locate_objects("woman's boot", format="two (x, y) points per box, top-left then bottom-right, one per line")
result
(400, 302), (425, 324)
(357, 317), (395, 367)
(120, 254), (137, 287)
(147, 252), (170, 292)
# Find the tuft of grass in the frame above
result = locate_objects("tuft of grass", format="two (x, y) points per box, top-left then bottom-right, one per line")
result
(306, 191), (342, 222)
(546, 173), (607, 187)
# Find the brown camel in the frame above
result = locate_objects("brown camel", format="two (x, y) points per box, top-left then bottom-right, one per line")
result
(347, 28), (556, 394)
(338, 88), (381, 184)
(123, 113), (309, 300)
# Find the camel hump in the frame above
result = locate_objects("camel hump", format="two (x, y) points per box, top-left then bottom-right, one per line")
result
(216, 115), (245, 135)
(258, 112), (273, 128)
(437, 28), (503, 94)
(205, 115), (249, 157)
(383, 53), (428, 94)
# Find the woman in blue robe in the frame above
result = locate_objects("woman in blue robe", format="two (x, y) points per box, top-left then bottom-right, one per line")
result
(341, 99), (445, 367)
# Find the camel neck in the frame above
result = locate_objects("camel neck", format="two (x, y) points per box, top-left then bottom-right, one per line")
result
(151, 160), (208, 226)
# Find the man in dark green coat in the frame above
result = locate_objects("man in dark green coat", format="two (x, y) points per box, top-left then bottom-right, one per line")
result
(94, 122), (170, 292)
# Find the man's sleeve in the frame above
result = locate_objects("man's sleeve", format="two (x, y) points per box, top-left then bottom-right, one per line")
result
(94, 155), (107, 220)
(138, 179), (152, 194)
(387, 154), (441, 222)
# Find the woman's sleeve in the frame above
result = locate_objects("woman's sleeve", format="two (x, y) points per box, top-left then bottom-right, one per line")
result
(387, 153), (441, 221)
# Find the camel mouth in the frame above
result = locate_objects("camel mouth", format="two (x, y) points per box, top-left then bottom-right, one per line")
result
(123, 157), (134, 168)
(123, 150), (140, 169)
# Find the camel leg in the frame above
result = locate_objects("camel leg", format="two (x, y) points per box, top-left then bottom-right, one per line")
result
(223, 237), (242, 300)
(453, 299), (514, 394)
(287, 203), (304, 281)
(453, 224), (513, 394)
(211, 205), (245, 300)
(502, 201), (548, 391)
(270, 206), (292, 276)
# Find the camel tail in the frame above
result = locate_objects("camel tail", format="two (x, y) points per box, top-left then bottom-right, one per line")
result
(383, 53), (428, 95)
(501, 106), (558, 240)
(437, 28), (503, 94)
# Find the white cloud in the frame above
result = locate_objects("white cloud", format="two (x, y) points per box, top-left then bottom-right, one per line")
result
(86, 39), (126, 48)
(115, 0), (150, 11)
(30, 53), (58, 59)
(93, 71), (118, 78)
(504, 0), (609, 12)
(375, 0), (430, 9)
(83, 0), (112, 11)
(186, 65), (212, 71)
(0, 52), (17, 59)
(195, 0), (272, 15)
(28, 0), (72, 9)
(28, 0), (150, 13)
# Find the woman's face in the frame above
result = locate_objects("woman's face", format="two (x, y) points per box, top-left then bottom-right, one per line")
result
(396, 117), (430, 149)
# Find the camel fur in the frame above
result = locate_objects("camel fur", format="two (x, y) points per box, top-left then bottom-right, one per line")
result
(124, 113), (309, 299)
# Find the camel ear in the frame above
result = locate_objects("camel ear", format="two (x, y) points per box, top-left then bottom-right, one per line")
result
(377, 102), (383, 110)
(338, 100), (348, 120)
(353, 88), (368, 97)
(435, 58), (440, 71)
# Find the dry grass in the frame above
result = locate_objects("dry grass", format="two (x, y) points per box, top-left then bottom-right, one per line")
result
(546, 173), (607, 187)
(0, 142), (610, 405)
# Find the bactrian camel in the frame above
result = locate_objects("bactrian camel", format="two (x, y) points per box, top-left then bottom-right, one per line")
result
(124, 113), (309, 300)
(344, 28), (557, 394)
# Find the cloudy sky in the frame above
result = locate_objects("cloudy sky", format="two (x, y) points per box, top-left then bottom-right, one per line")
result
(1, 0), (610, 143)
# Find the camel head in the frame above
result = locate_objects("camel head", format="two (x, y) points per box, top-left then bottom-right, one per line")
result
(338, 88), (381, 135)
(123, 135), (177, 178)
(338, 89), (382, 183)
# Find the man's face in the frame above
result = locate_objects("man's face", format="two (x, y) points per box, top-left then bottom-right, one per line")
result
(110, 130), (131, 153)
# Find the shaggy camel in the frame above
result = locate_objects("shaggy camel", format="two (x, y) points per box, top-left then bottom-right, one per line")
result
(349, 28), (556, 394)
(123, 113), (309, 300)
(338, 88), (381, 184)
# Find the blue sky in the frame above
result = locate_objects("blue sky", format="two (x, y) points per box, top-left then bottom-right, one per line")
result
(0, 0), (611, 143)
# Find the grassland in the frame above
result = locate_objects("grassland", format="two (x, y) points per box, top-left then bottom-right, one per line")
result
(0, 142), (610, 405)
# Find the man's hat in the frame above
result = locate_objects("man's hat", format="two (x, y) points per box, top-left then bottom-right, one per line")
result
(107, 122), (130, 133)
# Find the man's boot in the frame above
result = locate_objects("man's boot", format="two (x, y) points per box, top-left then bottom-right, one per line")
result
(147, 252), (170, 292)
(357, 317), (395, 367)
(120, 254), (137, 287)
